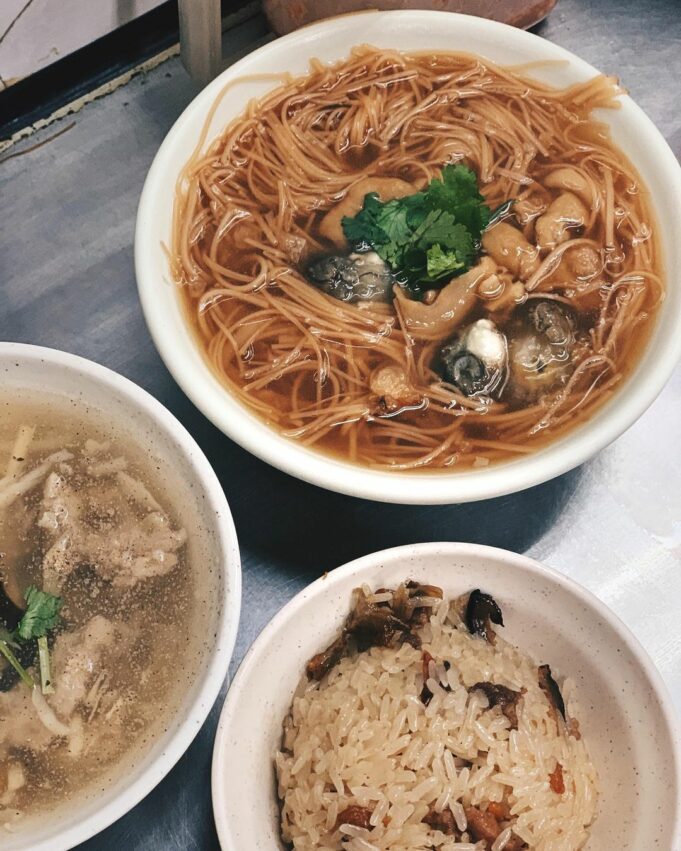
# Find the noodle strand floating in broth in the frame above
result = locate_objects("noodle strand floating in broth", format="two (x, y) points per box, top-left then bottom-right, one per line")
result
(172, 47), (662, 471)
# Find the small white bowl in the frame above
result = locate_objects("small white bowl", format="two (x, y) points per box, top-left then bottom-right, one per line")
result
(0, 343), (241, 851)
(212, 542), (681, 851)
(135, 11), (681, 504)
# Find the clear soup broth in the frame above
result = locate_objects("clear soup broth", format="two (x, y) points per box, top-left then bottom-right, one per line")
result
(0, 396), (198, 831)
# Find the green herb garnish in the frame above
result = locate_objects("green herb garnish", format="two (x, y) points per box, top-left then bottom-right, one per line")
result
(0, 587), (62, 693)
(342, 164), (497, 293)
(0, 626), (34, 688)
(37, 635), (54, 694)
(16, 586), (63, 640)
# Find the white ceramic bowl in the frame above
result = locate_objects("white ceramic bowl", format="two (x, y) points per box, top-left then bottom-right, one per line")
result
(135, 11), (681, 504)
(0, 343), (241, 851)
(212, 542), (681, 850)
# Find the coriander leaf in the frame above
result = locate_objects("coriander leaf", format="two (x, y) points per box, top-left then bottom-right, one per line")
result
(424, 164), (491, 238)
(400, 246), (430, 279)
(339, 164), (500, 290)
(440, 162), (478, 195)
(375, 240), (406, 270)
(411, 209), (455, 246)
(403, 197), (430, 230)
(415, 211), (471, 256)
(374, 200), (412, 246)
(426, 244), (465, 280)
(436, 223), (476, 268)
(0, 625), (20, 649)
(341, 194), (388, 246)
(16, 586), (63, 641)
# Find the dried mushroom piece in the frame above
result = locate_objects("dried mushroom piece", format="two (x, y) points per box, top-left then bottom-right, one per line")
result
(465, 589), (504, 642)
(393, 580), (444, 627)
(486, 801), (511, 821)
(305, 581), (444, 681)
(469, 681), (524, 729)
(305, 633), (349, 682)
(504, 833), (528, 851)
(538, 663), (582, 739)
(420, 650), (436, 706)
(538, 663), (566, 720)
(464, 806), (501, 845)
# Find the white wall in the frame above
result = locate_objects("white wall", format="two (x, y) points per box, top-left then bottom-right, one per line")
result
(0, 0), (165, 89)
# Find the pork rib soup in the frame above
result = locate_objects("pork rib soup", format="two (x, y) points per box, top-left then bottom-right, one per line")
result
(174, 48), (662, 471)
(0, 399), (199, 831)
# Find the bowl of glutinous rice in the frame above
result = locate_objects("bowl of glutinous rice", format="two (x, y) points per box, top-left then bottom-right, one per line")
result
(212, 543), (680, 851)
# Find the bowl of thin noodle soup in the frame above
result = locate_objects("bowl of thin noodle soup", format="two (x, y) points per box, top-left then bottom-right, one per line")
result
(135, 11), (681, 504)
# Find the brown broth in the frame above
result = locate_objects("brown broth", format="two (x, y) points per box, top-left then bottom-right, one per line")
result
(175, 49), (662, 471)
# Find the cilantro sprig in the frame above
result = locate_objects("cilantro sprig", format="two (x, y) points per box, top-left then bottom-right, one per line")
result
(16, 586), (63, 640)
(0, 586), (62, 693)
(342, 164), (497, 293)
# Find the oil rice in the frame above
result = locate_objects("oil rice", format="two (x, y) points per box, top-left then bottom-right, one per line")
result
(276, 592), (598, 850)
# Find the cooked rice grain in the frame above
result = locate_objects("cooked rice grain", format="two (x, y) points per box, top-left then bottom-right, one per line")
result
(276, 598), (597, 850)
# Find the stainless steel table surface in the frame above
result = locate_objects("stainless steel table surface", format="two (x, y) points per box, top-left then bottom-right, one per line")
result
(1, 1), (680, 848)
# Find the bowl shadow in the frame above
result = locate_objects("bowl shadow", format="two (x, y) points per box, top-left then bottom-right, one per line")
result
(167, 391), (585, 578)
